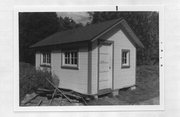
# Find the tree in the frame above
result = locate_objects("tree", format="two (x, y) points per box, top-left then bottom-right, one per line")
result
(88, 12), (159, 65)
(19, 12), (59, 64)
(19, 13), (83, 65)
(58, 16), (83, 31)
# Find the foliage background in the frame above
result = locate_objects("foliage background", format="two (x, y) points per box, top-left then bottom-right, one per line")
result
(19, 12), (159, 65)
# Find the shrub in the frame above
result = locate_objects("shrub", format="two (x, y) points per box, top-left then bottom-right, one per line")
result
(19, 62), (59, 101)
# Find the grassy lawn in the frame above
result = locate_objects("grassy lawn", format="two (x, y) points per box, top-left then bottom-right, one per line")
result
(117, 65), (159, 104)
(88, 65), (159, 105)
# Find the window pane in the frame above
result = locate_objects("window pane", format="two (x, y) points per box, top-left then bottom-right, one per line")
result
(67, 57), (70, 64)
(67, 52), (70, 57)
(63, 51), (78, 66)
(125, 52), (127, 58)
(74, 52), (77, 58)
(65, 52), (68, 57)
(124, 58), (127, 64)
(122, 50), (130, 67)
(65, 58), (68, 64)
(74, 58), (77, 64)
(70, 58), (73, 64)
(47, 53), (51, 63)
(49, 54), (51, 63)
(43, 53), (46, 63)
(71, 52), (74, 58)
(47, 54), (48, 63)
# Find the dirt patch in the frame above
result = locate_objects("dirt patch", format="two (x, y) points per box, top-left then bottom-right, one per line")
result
(21, 93), (84, 106)
(88, 97), (129, 105)
(135, 96), (159, 105)
(21, 92), (159, 106)
(88, 96), (159, 105)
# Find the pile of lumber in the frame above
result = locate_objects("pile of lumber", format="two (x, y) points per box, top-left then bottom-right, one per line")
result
(35, 87), (88, 105)
(22, 77), (90, 106)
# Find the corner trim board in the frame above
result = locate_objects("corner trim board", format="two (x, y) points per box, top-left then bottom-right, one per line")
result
(112, 41), (115, 90)
(88, 42), (92, 94)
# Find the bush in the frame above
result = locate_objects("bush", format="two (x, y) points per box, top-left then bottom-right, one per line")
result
(19, 62), (59, 101)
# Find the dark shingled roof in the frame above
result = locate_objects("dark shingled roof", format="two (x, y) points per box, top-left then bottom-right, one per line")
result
(31, 18), (144, 48)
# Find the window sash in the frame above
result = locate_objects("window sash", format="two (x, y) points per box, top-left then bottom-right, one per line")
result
(63, 50), (78, 67)
(122, 52), (127, 64)
(42, 53), (51, 64)
(47, 53), (51, 64)
(122, 50), (130, 67)
(43, 53), (46, 63)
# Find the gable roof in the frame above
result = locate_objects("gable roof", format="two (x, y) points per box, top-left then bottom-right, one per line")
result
(31, 18), (144, 48)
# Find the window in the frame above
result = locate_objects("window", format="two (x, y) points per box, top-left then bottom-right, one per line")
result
(62, 50), (78, 68)
(122, 50), (130, 68)
(42, 53), (51, 65)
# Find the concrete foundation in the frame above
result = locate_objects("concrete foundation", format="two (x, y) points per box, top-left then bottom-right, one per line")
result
(112, 90), (119, 96)
(93, 95), (98, 100)
(130, 86), (136, 90)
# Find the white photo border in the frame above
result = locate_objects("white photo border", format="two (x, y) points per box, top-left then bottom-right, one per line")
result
(14, 5), (164, 111)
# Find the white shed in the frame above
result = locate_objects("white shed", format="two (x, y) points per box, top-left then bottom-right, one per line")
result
(31, 18), (144, 96)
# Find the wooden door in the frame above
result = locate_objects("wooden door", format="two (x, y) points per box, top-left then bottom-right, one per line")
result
(99, 43), (113, 90)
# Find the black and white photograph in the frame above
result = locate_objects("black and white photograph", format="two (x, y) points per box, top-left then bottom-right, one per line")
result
(1, 0), (180, 116)
(19, 11), (160, 107)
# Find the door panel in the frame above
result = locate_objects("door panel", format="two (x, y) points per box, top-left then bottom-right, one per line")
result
(99, 43), (113, 90)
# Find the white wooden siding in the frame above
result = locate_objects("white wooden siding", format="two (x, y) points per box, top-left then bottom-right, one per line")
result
(35, 29), (136, 95)
(90, 29), (136, 94)
(108, 30), (136, 89)
(51, 47), (88, 94)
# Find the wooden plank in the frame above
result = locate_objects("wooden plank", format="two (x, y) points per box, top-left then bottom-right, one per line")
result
(45, 77), (72, 103)
(37, 100), (42, 106)
(49, 89), (57, 105)
(23, 94), (39, 105)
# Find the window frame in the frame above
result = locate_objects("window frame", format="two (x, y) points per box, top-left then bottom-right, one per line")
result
(121, 49), (130, 68)
(61, 49), (79, 69)
(40, 52), (51, 67)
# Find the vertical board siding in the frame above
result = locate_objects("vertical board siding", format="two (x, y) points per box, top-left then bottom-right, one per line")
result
(51, 47), (88, 94)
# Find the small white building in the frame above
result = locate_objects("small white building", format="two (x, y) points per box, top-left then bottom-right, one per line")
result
(31, 18), (144, 96)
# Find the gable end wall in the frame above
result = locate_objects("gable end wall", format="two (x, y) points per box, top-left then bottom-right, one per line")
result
(90, 29), (136, 94)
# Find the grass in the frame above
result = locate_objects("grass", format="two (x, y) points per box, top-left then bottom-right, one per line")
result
(117, 65), (159, 104)
(88, 65), (159, 105)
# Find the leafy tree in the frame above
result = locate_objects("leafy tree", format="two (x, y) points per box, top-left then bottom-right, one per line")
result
(58, 16), (83, 31)
(88, 12), (159, 65)
(19, 12), (59, 64)
(19, 13), (83, 65)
